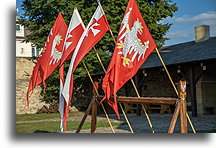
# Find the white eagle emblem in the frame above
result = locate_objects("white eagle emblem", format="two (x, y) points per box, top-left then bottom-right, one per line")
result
(49, 33), (63, 65)
(117, 8), (149, 67)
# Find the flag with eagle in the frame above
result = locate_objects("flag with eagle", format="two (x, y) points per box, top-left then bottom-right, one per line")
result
(101, 0), (156, 118)
(26, 13), (67, 105)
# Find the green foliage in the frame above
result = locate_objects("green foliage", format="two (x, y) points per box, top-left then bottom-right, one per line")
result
(19, 0), (178, 102)
(19, 0), (178, 49)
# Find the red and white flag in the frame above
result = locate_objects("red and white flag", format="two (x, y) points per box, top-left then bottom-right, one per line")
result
(101, 0), (156, 118)
(26, 13), (68, 104)
(61, 4), (110, 131)
(58, 8), (85, 131)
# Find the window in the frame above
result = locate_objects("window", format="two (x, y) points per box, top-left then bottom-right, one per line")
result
(16, 25), (20, 31)
(32, 46), (36, 57)
(21, 48), (24, 54)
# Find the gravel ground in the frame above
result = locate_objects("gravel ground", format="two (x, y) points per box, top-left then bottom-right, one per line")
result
(17, 112), (215, 133)
(66, 113), (216, 133)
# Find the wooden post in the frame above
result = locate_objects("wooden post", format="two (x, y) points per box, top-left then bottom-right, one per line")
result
(179, 100), (187, 133)
(168, 100), (181, 133)
(91, 82), (98, 133)
(190, 65), (197, 117)
(135, 75), (141, 116)
(181, 99), (188, 133)
(155, 48), (196, 132)
(179, 80), (188, 133)
(80, 61), (115, 133)
(76, 96), (96, 133)
(91, 99), (97, 133)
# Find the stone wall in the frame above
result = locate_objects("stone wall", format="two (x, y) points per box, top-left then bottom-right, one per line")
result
(16, 57), (49, 114)
(116, 67), (179, 98)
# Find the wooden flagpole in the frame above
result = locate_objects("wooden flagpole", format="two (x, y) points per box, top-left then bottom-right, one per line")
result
(108, 29), (155, 133)
(168, 99), (181, 133)
(81, 60), (116, 133)
(119, 103), (134, 133)
(155, 48), (178, 95)
(155, 48), (196, 133)
(93, 48), (134, 133)
(130, 78), (155, 133)
(93, 47), (106, 72)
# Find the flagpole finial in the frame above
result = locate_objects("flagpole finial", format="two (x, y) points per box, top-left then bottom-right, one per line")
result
(96, 0), (101, 5)
(96, 0), (103, 12)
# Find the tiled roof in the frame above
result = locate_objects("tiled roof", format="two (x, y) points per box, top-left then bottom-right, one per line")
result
(141, 37), (216, 69)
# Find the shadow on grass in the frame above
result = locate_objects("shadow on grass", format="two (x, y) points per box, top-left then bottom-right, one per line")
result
(33, 130), (50, 133)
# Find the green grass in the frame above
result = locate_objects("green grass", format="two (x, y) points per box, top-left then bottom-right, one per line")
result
(16, 112), (83, 121)
(16, 121), (124, 133)
(16, 113), (124, 133)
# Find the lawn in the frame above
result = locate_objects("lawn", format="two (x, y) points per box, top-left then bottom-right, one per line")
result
(16, 120), (124, 133)
(16, 112), (83, 121)
(16, 113), (124, 133)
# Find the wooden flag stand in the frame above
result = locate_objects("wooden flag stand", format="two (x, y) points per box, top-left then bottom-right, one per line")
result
(74, 2), (195, 132)
(76, 79), (190, 133)
(75, 39), (196, 133)
(91, 80), (188, 133)
(168, 80), (188, 133)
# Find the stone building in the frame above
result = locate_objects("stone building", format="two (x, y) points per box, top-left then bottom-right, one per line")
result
(139, 25), (215, 116)
(16, 14), (47, 114)
(16, 14), (40, 57)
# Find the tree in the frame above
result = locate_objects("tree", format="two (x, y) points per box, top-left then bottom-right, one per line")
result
(19, 0), (178, 103)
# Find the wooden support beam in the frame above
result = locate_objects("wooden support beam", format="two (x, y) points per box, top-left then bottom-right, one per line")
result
(168, 100), (181, 133)
(96, 96), (177, 105)
(82, 61), (115, 133)
(76, 96), (96, 133)
(125, 82), (129, 97)
(190, 65), (197, 117)
(181, 65), (204, 117)
(137, 72), (146, 90)
(168, 99), (188, 133)
(135, 75), (141, 116)
(91, 99), (97, 133)
(179, 80), (188, 133)
(195, 70), (204, 84)
(180, 99), (188, 133)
